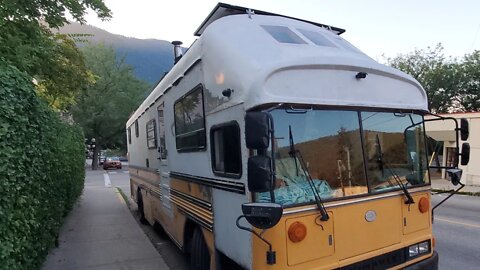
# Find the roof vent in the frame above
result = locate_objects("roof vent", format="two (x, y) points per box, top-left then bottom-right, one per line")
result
(172, 41), (183, 64)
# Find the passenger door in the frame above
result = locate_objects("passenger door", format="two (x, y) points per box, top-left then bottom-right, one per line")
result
(157, 103), (173, 217)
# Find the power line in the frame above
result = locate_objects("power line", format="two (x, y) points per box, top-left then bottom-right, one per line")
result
(469, 23), (480, 52)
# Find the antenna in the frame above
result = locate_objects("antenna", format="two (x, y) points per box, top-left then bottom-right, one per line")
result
(246, 8), (255, 19)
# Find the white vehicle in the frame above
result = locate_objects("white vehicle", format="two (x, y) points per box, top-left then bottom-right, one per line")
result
(126, 3), (468, 270)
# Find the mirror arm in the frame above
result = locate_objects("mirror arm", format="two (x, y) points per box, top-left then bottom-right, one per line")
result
(236, 215), (276, 265)
(432, 182), (465, 223)
(403, 121), (423, 142)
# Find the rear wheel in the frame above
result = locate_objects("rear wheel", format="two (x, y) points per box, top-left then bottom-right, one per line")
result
(137, 189), (148, 225)
(190, 227), (210, 270)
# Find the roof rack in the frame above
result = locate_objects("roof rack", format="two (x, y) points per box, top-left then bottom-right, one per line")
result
(194, 2), (346, 37)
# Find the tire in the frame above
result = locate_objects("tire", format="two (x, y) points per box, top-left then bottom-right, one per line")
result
(190, 227), (210, 270)
(137, 190), (148, 225)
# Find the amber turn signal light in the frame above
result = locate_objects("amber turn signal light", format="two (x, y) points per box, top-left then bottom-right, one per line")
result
(288, 222), (307, 243)
(418, 197), (429, 213)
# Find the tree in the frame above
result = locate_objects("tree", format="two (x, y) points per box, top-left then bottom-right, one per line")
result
(387, 45), (480, 113)
(386, 44), (460, 113)
(0, 0), (111, 110)
(456, 50), (480, 111)
(35, 33), (96, 110)
(71, 44), (149, 169)
(0, 0), (111, 29)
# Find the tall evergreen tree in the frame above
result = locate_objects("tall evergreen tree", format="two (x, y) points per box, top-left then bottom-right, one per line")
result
(71, 44), (149, 169)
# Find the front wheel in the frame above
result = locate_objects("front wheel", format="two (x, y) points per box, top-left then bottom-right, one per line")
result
(190, 227), (210, 270)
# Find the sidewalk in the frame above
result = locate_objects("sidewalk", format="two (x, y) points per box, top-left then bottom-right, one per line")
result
(431, 178), (480, 194)
(42, 170), (169, 270)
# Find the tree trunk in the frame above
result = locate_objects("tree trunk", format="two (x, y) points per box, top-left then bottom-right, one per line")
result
(92, 146), (100, 170)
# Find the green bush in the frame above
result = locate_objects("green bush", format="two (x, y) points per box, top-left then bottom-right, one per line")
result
(0, 63), (85, 269)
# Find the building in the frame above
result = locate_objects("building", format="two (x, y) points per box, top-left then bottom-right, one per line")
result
(425, 112), (480, 185)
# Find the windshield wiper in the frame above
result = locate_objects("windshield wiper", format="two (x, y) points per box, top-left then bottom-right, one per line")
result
(288, 125), (329, 221)
(375, 135), (415, 204)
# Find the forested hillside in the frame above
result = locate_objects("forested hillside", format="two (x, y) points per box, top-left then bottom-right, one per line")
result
(59, 22), (175, 86)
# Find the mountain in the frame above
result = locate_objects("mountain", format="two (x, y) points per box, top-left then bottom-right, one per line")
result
(58, 22), (175, 85)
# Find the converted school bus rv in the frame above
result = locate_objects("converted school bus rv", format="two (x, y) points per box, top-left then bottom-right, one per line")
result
(126, 3), (470, 270)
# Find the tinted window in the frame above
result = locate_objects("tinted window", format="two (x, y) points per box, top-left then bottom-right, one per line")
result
(261, 25), (306, 44)
(146, 120), (157, 149)
(128, 127), (131, 144)
(174, 86), (206, 151)
(211, 123), (242, 177)
(297, 29), (336, 47)
(135, 120), (139, 137)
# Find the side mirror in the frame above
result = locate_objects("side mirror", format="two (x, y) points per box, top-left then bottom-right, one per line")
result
(446, 168), (463, 186)
(245, 112), (271, 149)
(236, 203), (283, 265)
(248, 156), (273, 192)
(460, 143), (470, 166)
(460, 118), (469, 141)
(241, 203), (283, 229)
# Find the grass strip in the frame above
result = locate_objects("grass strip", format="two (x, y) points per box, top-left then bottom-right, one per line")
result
(116, 187), (131, 208)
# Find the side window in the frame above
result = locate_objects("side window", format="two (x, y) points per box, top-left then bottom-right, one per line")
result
(135, 120), (139, 137)
(157, 103), (167, 159)
(146, 119), (157, 149)
(210, 122), (242, 178)
(128, 127), (132, 144)
(174, 85), (206, 151)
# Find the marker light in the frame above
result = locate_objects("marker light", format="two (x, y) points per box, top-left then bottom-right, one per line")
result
(288, 222), (307, 243)
(418, 197), (429, 213)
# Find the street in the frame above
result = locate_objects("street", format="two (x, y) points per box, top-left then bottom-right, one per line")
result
(110, 169), (479, 270)
(432, 193), (480, 270)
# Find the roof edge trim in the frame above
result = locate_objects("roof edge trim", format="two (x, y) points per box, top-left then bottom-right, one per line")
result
(194, 2), (345, 36)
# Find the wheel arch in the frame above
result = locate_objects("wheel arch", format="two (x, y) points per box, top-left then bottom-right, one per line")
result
(183, 218), (196, 253)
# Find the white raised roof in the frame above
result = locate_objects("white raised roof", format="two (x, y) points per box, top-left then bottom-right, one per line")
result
(199, 14), (428, 112)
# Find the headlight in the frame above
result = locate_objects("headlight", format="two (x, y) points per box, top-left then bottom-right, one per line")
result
(418, 241), (430, 254)
(408, 245), (419, 257)
(407, 240), (431, 259)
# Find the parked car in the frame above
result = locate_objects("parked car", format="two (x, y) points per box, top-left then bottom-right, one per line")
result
(103, 157), (122, 170)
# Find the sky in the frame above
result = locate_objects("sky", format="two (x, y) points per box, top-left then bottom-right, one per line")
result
(84, 0), (480, 61)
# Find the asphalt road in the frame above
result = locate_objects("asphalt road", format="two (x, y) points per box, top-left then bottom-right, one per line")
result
(107, 169), (480, 270)
(432, 193), (480, 270)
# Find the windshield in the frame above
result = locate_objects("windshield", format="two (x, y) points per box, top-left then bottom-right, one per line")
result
(255, 108), (429, 207)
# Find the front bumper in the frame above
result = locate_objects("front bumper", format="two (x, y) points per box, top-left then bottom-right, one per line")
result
(405, 251), (438, 270)
(104, 163), (122, 169)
